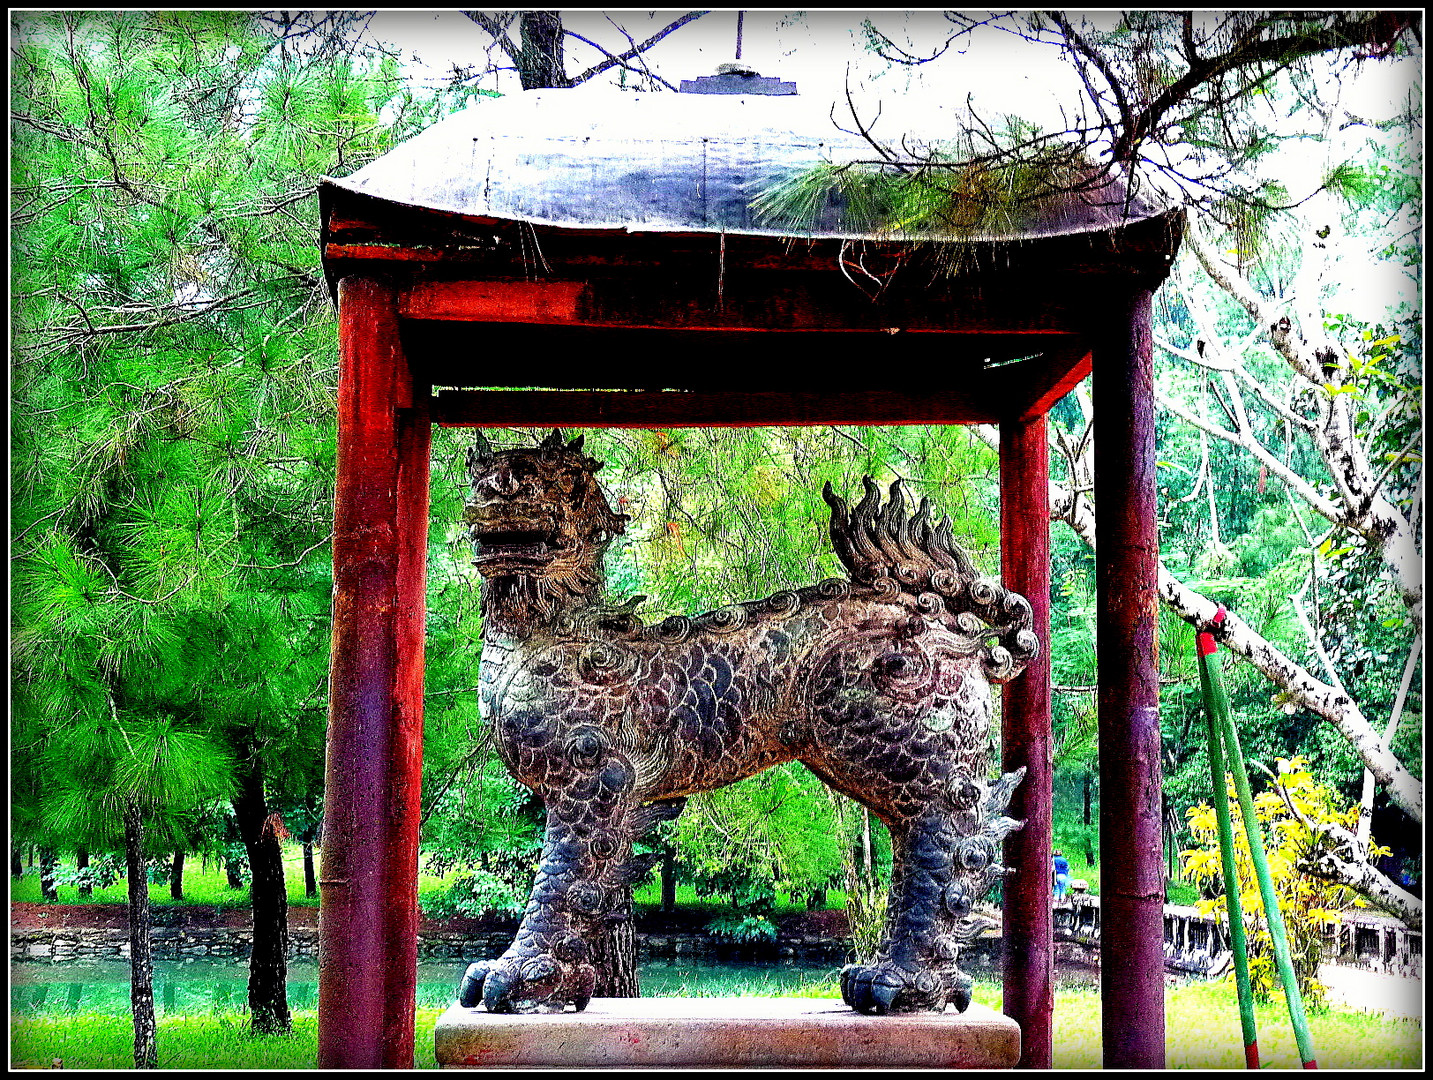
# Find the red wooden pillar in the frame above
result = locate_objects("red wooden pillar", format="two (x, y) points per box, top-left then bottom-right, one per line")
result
(999, 413), (1054, 1069)
(1092, 287), (1165, 1068)
(318, 276), (431, 1069)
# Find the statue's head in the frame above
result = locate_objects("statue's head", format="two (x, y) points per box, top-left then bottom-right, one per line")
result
(464, 429), (628, 623)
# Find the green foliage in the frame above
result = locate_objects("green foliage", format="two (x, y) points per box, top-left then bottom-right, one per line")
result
(419, 870), (525, 920)
(421, 762), (544, 909)
(677, 765), (846, 914)
(39, 713), (236, 855)
(843, 871), (890, 964)
(704, 912), (780, 945)
(11, 10), (478, 871)
(53, 854), (125, 893)
(750, 123), (1102, 242)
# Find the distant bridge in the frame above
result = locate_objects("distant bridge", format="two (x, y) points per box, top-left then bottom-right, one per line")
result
(1054, 894), (1421, 978)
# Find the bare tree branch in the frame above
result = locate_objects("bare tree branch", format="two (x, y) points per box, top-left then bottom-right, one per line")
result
(568, 11), (708, 88)
(972, 421), (1422, 826)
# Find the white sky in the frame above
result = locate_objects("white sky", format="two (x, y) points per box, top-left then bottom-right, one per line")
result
(367, 10), (1419, 158)
(369, 10), (1087, 126)
(366, 10), (1421, 318)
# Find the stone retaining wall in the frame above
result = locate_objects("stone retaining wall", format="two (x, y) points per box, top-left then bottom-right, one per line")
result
(11, 926), (849, 965)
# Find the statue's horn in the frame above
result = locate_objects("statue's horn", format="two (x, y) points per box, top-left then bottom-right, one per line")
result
(540, 428), (566, 450)
(468, 430), (496, 464)
(567, 433), (585, 453)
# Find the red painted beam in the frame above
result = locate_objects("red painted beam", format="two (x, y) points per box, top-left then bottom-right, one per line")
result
(403, 279), (587, 322)
(999, 414), (1054, 1070)
(399, 277), (1088, 335)
(987, 348), (1093, 421)
(1091, 288), (1165, 1069)
(432, 389), (999, 427)
(318, 276), (431, 1069)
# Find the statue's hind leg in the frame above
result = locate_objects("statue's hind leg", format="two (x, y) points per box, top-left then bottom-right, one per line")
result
(803, 638), (1025, 1014)
(834, 774), (1024, 1014)
(459, 793), (686, 1013)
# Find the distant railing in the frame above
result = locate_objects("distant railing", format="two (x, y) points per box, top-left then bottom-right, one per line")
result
(1323, 910), (1422, 977)
(1053, 892), (1421, 978)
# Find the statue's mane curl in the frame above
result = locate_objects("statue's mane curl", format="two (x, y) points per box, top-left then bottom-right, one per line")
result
(823, 477), (1040, 682)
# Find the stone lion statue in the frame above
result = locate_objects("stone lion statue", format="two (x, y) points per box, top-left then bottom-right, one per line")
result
(456, 429), (1037, 1015)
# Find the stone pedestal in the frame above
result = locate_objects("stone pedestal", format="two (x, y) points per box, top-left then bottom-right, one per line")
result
(435, 996), (1020, 1069)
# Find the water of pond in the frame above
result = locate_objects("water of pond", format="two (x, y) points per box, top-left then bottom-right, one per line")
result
(12, 950), (1106, 1018)
(9, 955), (850, 1018)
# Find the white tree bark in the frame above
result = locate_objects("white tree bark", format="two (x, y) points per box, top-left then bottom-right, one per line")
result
(1184, 226), (1423, 626)
(973, 422), (1423, 828)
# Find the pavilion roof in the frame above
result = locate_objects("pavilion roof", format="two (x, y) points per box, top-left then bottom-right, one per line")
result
(319, 88), (1170, 244)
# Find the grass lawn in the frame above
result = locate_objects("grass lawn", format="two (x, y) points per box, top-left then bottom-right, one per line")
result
(631, 879), (846, 917)
(11, 980), (1420, 1070)
(1035, 980), (1421, 1069)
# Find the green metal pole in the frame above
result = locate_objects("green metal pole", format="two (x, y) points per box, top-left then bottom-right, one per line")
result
(1202, 607), (1319, 1069)
(1197, 616), (1259, 1068)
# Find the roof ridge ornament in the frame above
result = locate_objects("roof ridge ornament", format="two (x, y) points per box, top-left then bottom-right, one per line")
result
(679, 66), (797, 96)
(680, 12), (795, 96)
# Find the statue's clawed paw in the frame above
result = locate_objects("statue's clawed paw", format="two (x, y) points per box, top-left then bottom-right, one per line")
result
(840, 961), (971, 1015)
(457, 954), (595, 1014)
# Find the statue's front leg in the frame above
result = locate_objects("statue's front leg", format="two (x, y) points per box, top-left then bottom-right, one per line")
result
(458, 724), (676, 1013)
(458, 805), (608, 1013)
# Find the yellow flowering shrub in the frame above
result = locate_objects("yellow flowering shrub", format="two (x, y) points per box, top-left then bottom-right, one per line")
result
(1182, 757), (1388, 1009)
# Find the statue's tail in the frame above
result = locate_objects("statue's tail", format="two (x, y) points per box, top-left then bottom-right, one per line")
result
(822, 478), (1040, 682)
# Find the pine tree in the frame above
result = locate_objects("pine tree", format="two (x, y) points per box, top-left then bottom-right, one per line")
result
(41, 713), (235, 1068)
(11, 9), (464, 1035)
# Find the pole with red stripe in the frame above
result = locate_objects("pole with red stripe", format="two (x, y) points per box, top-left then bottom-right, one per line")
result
(1198, 606), (1260, 1067)
(1197, 605), (1319, 1068)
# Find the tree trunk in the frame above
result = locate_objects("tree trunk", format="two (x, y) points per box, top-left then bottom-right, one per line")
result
(233, 761), (291, 1034)
(1083, 769), (1095, 867)
(225, 855), (244, 889)
(660, 847), (677, 913)
(170, 850), (184, 901)
(518, 10), (571, 89)
(862, 807), (874, 880)
(1155, 565), (1423, 821)
(302, 839), (317, 900)
(590, 883), (639, 997)
(11, 846), (22, 878)
(1162, 795), (1174, 883)
(77, 847), (91, 898)
(1358, 640), (1420, 846)
(39, 847), (58, 901)
(124, 803), (157, 1069)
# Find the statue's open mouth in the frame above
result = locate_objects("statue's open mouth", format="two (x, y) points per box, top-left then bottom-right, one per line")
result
(471, 527), (559, 570)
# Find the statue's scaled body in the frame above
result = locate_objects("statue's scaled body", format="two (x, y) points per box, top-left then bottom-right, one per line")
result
(458, 430), (1038, 1016)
